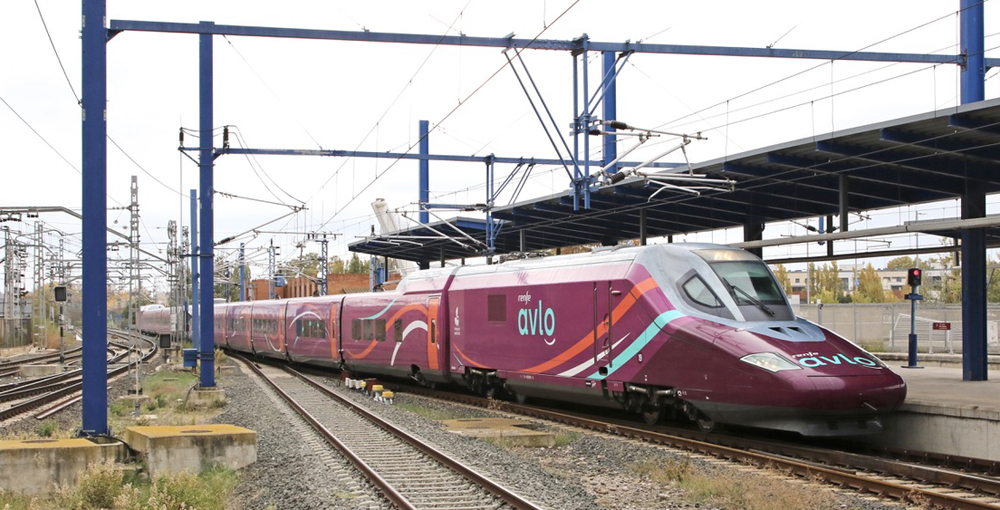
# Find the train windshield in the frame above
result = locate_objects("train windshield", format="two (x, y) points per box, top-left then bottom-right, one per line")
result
(694, 249), (791, 321)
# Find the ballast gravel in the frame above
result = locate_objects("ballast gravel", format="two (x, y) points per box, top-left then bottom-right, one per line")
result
(216, 362), (909, 510)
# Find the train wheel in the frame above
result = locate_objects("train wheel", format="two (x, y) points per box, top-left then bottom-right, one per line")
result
(514, 391), (528, 405)
(641, 403), (663, 425)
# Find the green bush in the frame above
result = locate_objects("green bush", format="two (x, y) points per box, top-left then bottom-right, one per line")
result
(35, 419), (58, 438)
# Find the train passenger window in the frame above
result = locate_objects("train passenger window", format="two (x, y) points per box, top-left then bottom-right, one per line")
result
(375, 319), (386, 341)
(487, 294), (506, 322)
(683, 275), (722, 308)
(363, 319), (374, 341)
(295, 319), (326, 339)
(394, 319), (403, 342)
(351, 319), (361, 340)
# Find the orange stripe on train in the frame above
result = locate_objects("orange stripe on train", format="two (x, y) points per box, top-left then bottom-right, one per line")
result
(522, 278), (658, 374)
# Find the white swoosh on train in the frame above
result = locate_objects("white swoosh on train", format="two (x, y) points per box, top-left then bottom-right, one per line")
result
(556, 333), (630, 377)
(391, 321), (428, 365)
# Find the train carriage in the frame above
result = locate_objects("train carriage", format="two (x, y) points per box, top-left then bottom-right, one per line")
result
(140, 242), (905, 436)
(340, 268), (455, 385)
(283, 295), (342, 367)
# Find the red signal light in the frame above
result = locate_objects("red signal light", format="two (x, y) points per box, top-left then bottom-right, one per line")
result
(907, 268), (922, 287)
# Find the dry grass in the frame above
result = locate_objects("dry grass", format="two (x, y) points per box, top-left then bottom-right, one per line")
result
(630, 457), (840, 510)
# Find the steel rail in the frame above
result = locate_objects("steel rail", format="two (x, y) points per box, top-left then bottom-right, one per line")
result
(0, 336), (157, 422)
(285, 366), (545, 510)
(0, 347), (83, 370)
(232, 354), (414, 510)
(404, 386), (1000, 510)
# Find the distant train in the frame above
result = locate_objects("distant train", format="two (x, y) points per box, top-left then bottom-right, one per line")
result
(138, 243), (906, 436)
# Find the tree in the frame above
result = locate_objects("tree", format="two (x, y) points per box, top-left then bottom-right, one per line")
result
(347, 253), (370, 274)
(813, 261), (847, 303)
(853, 263), (889, 303)
(330, 256), (345, 274)
(886, 256), (932, 271)
(283, 252), (324, 277)
(772, 264), (792, 295)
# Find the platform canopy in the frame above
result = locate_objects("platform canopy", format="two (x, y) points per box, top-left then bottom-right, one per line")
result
(350, 99), (1000, 263)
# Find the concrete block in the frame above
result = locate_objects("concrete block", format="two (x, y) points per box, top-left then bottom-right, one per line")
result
(124, 425), (257, 477)
(185, 387), (226, 408)
(442, 418), (556, 447)
(19, 364), (63, 377)
(0, 438), (127, 495)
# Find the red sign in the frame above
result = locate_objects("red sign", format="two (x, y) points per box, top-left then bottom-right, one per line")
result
(932, 322), (951, 331)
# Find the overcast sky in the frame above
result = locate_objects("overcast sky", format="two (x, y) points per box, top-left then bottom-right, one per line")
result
(3, 1), (999, 294)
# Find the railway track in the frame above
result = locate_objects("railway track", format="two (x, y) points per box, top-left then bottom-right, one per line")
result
(0, 347), (84, 377)
(397, 384), (1000, 510)
(234, 354), (543, 510)
(0, 331), (156, 422)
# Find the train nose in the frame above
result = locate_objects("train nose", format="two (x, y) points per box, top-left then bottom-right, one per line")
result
(807, 374), (907, 411)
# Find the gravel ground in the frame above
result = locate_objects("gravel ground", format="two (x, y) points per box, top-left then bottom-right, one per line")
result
(216, 361), (910, 510)
(0, 353), (910, 510)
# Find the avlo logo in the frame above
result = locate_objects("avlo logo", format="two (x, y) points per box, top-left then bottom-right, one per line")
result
(517, 292), (556, 343)
(792, 351), (882, 369)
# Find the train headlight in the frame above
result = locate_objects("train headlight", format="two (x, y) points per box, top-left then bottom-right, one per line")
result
(740, 352), (802, 373)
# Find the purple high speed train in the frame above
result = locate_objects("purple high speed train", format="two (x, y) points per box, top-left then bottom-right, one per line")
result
(139, 243), (906, 436)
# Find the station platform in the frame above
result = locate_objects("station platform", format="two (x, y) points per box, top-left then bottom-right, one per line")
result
(859, 353), (1000, 461)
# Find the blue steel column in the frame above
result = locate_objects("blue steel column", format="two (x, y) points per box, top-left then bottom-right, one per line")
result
(581, 37), (590, 209)
(419, 120), (430, 224)
(239, 243), (245, 301)
(80, 0), (109, 436)
(189, 190), (200, 351)
(961, 0), (985, 104)
(960, 0), (987, 381)
(602, 51), (617, 171)
(198, 22), (216, 387)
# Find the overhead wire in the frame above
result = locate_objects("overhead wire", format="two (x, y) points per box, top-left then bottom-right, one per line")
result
(654, 3), (972, 132)
(228, 126), (304, 206)
(308, 0), (476, 203)
(221, 35), (325, 150)
(32, 0), (78, 104)
(314, 0), (582, 233)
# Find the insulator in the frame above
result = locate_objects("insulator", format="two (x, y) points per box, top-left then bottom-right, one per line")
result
(608, 171), (628, 184)
(607, 120), (629, 130)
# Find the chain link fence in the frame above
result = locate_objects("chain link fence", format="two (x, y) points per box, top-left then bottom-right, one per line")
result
(793, 303), (1000, 354)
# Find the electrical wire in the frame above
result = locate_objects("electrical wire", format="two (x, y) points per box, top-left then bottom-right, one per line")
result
(0, 93), (81, 176)
(313, 0), (582, 233)
(308, 0), (475, 203)
(32, 0), (78, 104)
(654, 3), (971, 132)
(221, 36), (325, 150)
(228, 127), (304, 206)
(108, 135), (185, 198)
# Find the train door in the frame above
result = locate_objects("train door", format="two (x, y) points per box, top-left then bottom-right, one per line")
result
(593, 282), (613, 376)
(426, 296), (440, 371)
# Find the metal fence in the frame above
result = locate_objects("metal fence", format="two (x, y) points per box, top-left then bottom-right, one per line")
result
(793, 303), (1000, 354)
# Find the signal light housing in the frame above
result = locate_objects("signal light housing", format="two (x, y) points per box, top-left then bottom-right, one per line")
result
(907, 268), (922, 287)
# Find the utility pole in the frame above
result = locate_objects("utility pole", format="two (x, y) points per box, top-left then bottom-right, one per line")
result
(33, 222), (43, 347)
(180, 226), (190, 342)
(128, 176), (141, 338)
(304, 232), (335, 296)
(268, 240), (278, 299)
(239, 243), (245, 301)
(167, 220), (178, 345)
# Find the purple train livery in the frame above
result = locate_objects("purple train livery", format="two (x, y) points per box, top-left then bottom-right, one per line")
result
(139, 243), (906, 436)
